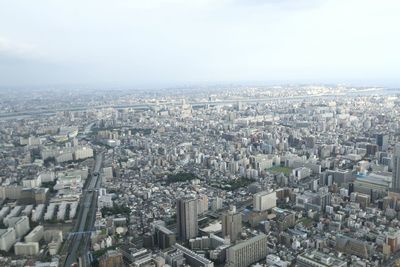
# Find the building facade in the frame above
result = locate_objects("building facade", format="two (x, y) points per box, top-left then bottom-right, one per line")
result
(176, 197), (198, 241)
(222, 206), (242, 243)
(226, 233), (268, 267)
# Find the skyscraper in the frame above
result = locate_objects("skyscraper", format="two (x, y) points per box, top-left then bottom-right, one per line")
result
(222, 206), (242, 243)
(392, 144), (400, 191)
(176, 196), (198, 241)
(376, 134), (389, 151)
(153, 223), (176, 250)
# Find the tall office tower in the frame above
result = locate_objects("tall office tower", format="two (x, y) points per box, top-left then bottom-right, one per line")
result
(392, 144), (400, 191)
(222, 206), (242, 243)
(376, 134), (389, 151)
(315, 186), (331, 213)
(197, 194), (209, 215)
(153, 223), (176, 250)
(176, 197), (198, 241)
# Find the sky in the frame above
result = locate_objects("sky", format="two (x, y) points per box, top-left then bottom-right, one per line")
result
(0, 0), (399, 88)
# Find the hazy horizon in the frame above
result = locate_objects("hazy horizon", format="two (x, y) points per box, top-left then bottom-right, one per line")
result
(1, 0), (399, 88)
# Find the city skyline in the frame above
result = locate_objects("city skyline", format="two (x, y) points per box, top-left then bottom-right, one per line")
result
(0, 84), (400, 266)
(1, 1), (400, 266)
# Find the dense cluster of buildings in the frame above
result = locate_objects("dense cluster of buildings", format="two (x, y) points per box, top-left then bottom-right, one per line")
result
(1, 85), (400, 266)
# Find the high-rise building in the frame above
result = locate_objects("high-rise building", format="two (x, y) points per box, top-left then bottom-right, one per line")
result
(176, 197), (198, 241)
(0, 228), (16, 251)
(274, 208), (296, 231)
(25, 225), (44, 243)
(197, 194), (209, 215)
(392, 144), (400, 191)
(366, 144), (378, 156)
(211, 197), (223, 211)
(154, 224), (176, 250)
(9, 216), (30, 239)
(226, 233), (268, 267)
(222, 206), (242, 243)
(317, 187), (331, 213)
(253, 191), (276, 212)
(376, 134), (389, 151)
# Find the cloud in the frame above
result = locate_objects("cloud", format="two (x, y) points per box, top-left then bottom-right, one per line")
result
(0, 0), (399, 87)
(0, 37), (41, 59)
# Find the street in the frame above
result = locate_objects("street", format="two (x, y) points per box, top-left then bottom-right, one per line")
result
(63, 152), (103, 267)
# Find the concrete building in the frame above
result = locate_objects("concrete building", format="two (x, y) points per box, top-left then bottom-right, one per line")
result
(103, 167), (113, 181)
(21, 205), (34, 217)
(323, 169), (353, 186)
(252, 154), (273, 171)
(69, 202), (78, 219)
(197, 194), (209, 215)
(132, 255), (166, 267)
(54, 175), (82, 191)
(99, 250), (124, 267)
(211, 197), (223, 211)
(336, 235), (372, 259)
(4, 206), (23, 226)
(295, 188), (331, 213)
(48, 238), (62, 256)
(9, 216), (30, 238)
(57, 202), (68, 221)
(189, 234), (227, 251)
(44, 203), (57, 221)
(174, 244), (214, 267)
(222, 206), (242, 243)
(273, 208), (296, 231)
(32, 204), (45, 222)
(25, 225), (44, 243)
(164, 248), (186, 266)
(0, 228), (16, 251)
(0, 207), (10, 222)
(392, 143), (400, 192)
(74, 146), (94, 160)
(253, 191), (277, 212)
(226, 233), (268, 267)
(293, 167), (312, 180)
(22, 177), (41, 188)
(153, 224), (176, 250)
(297, 250), (346, 267)
(376, 133), (389, 151)
(353, 172), (390, 201)
(44, 229), (63, 243)
(38, 171), (56, 183)
(266, 255), (288, 267)
(98, 194), (113, 209)
(0, 185), (23, 200)
(176, 196), (198, 241)
(14, 242), (39, 256)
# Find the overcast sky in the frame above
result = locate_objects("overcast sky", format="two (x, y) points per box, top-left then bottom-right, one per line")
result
(0, 0), (399, 88)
